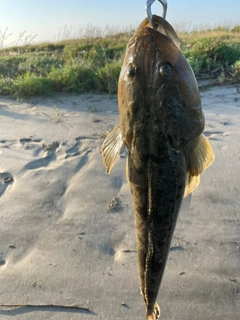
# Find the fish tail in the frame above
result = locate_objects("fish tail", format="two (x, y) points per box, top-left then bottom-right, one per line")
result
(147, 303), (161, 320)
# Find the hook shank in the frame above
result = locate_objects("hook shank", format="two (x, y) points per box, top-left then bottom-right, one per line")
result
(145, 0), (168, 28)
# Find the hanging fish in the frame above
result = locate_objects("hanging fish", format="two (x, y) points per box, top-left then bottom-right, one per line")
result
(101, 7), (214, 320)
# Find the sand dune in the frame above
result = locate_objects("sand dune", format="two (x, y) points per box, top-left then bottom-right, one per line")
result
(0, 84), (240, 320)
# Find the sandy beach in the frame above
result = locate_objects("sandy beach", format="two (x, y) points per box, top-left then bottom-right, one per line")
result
(0, 83), (240, 320)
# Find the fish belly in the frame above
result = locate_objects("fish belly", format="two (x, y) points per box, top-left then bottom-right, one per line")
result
(128, 152), (186, 316)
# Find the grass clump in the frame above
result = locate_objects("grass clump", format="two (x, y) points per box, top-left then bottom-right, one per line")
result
(0, 34), (129, 99)
(0, 23), (240, 99)
(0, 72), (52, 99)
(179, 24), (240, 80)
(97, 60), (122, 96)
(182, 37), (240, 74)
(232, 60), (240, 76)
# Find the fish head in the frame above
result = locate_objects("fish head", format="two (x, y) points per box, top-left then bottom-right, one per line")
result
(118, 15), (204, 150)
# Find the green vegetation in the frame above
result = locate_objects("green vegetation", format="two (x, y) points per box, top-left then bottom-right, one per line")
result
(0, 25), (240, 100)
(180, 28), (240, 76)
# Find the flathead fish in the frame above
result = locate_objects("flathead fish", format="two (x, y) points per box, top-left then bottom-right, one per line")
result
(102, 14), (214, 320)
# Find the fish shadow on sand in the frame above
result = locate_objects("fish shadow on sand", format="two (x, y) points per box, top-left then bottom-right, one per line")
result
(0, 305), (97, 316)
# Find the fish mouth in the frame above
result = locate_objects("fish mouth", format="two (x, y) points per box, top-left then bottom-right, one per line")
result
(134, 14), (180, 49)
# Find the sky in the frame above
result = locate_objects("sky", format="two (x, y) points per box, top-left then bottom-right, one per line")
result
(0, 0), (240, 46)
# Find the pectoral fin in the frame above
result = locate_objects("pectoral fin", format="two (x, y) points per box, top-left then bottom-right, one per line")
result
(184, 134), (215, 197)
(101, 125), (124, 174)
(184, 173), (200, 197)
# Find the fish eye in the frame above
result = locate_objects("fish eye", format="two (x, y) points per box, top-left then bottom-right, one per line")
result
(127, 65), (136, 78)
(160, 63), (172, 76)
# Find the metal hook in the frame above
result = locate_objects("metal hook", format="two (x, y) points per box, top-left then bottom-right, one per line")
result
(146, 0), (168, 28)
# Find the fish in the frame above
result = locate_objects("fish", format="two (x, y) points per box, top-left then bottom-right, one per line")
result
(101, 14), (214, 320)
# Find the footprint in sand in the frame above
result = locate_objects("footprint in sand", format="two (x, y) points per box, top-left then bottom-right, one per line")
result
(64, 137), (93, 159)
(23, 141), (59, 170)
(19, 138), (42, 144)
(0, 172), (14, 197)
(204, 130), (228, 141)
(19, 137), (43, 157)
(65, 140), (81, 159)
(0, 259), (6, 266)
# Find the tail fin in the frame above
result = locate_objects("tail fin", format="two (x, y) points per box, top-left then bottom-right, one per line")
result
(147, 303), (160, 320)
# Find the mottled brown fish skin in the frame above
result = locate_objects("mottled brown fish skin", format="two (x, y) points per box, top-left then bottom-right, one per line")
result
(101, 14), (214, 320)
(119, 17), (204, 319)
(128, 153), (186, 317)
(118, 26), (204, 151)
